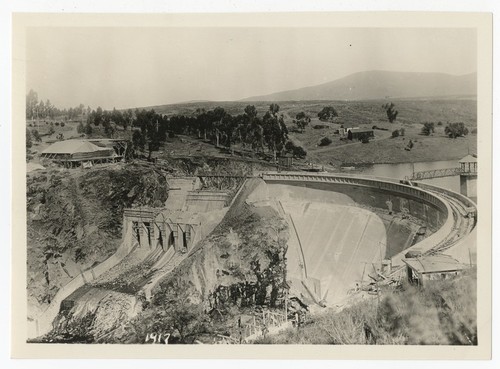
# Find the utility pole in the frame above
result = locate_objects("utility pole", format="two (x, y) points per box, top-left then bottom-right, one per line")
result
(372, 263), (381, 314)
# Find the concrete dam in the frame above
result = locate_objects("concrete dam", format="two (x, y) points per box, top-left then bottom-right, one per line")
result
(251, 172), (477, 304)
(28, 171), (477, 340)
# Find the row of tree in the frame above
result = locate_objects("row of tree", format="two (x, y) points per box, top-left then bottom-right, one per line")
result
(82, 104), (298, 162)
(26, 89), (88, 121)
(421, 122), (469, 138)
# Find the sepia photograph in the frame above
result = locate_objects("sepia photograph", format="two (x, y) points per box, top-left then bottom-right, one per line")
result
(9, 11), (493, 360)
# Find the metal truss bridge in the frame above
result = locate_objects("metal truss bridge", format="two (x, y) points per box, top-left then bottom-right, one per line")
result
(405, 167), (463, 181)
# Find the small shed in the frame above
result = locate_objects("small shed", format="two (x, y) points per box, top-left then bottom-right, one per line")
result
(278, 153), (294, 168)
(403, 254), (469, 287)
(459, 154), (477, 174)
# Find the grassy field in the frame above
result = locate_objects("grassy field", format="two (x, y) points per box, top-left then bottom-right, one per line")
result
(28, 98), (477, 168)
(146, 98), (477, 167)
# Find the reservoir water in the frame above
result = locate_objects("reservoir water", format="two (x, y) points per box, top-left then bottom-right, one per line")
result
(357, 159), (462, 194)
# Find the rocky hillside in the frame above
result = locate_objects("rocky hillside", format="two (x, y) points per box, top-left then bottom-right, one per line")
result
(26, 163), (168, 317)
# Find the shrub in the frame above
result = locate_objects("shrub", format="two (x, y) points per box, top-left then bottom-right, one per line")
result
(391, 129), (400, 138)
(421, 122), (435, 136)
(285, 141), (307, 159)
(471, 128), (477, 134)
(60, 122), (65, 127)
(317, 106), (338, 122)
(445, 122), (468, 138)
(319, 137), (332, 146)
(292, 146), (307, 159)
(313, 124), (329, 130)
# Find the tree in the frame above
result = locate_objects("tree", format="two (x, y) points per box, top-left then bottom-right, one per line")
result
(94, 107), (103, 126)
(83, 122), (93, 135)
(392, 129), (400, 138)
(26, 129), (32, 150)
(263, 104), (288, 162)
(45, 99), (54, 119)
(421, 122), (435, 136)
(318, 106), (338, 122)
(31, 129), (41, 143)
(123, 109), (133, 131)
(132, 130), (146, 155)
(243, 105), (264, 151)
(77, 122), (85, 134)
(26, 89), (38, 120)
(133, 109), (167, 160)
(38, 100), (46, 119)
(47, 126), (55, 137)
(211, 107), (227, 147)
(293, 112), (311, 133)
(383, 102), (398, 123)
(130, 280), (208, 344)
(445, 122), (469, 138)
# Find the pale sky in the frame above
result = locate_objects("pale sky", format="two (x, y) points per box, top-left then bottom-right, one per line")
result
(26, 27), (477, 110)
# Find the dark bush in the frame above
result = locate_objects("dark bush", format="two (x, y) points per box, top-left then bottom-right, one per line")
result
(421, 122), (435, 136)
(285, 140), (307, 159)
(391, 130), (400, 138)
(319, 137), (332, 146)
(445, 122), (468, 138)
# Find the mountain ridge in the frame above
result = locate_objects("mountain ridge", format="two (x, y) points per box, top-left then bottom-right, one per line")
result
(241, 70), (477, 102)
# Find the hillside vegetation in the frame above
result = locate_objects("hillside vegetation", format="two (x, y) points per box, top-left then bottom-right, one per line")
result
(255, 270), (477, 345)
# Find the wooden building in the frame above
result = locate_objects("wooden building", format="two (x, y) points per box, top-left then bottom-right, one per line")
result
(349, 128), (374, 141)
(403, 254), (469, 287)
(40, 139), (117, 167)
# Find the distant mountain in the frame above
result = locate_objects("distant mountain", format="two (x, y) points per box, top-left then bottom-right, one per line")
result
(242, 70), (477, 101)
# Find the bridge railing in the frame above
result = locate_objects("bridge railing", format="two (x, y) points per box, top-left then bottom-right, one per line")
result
(408, 167), (478, 181)
(262, 171), (450, 215)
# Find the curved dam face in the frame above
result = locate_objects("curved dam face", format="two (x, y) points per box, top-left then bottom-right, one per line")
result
(249, 174), (450, 305)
